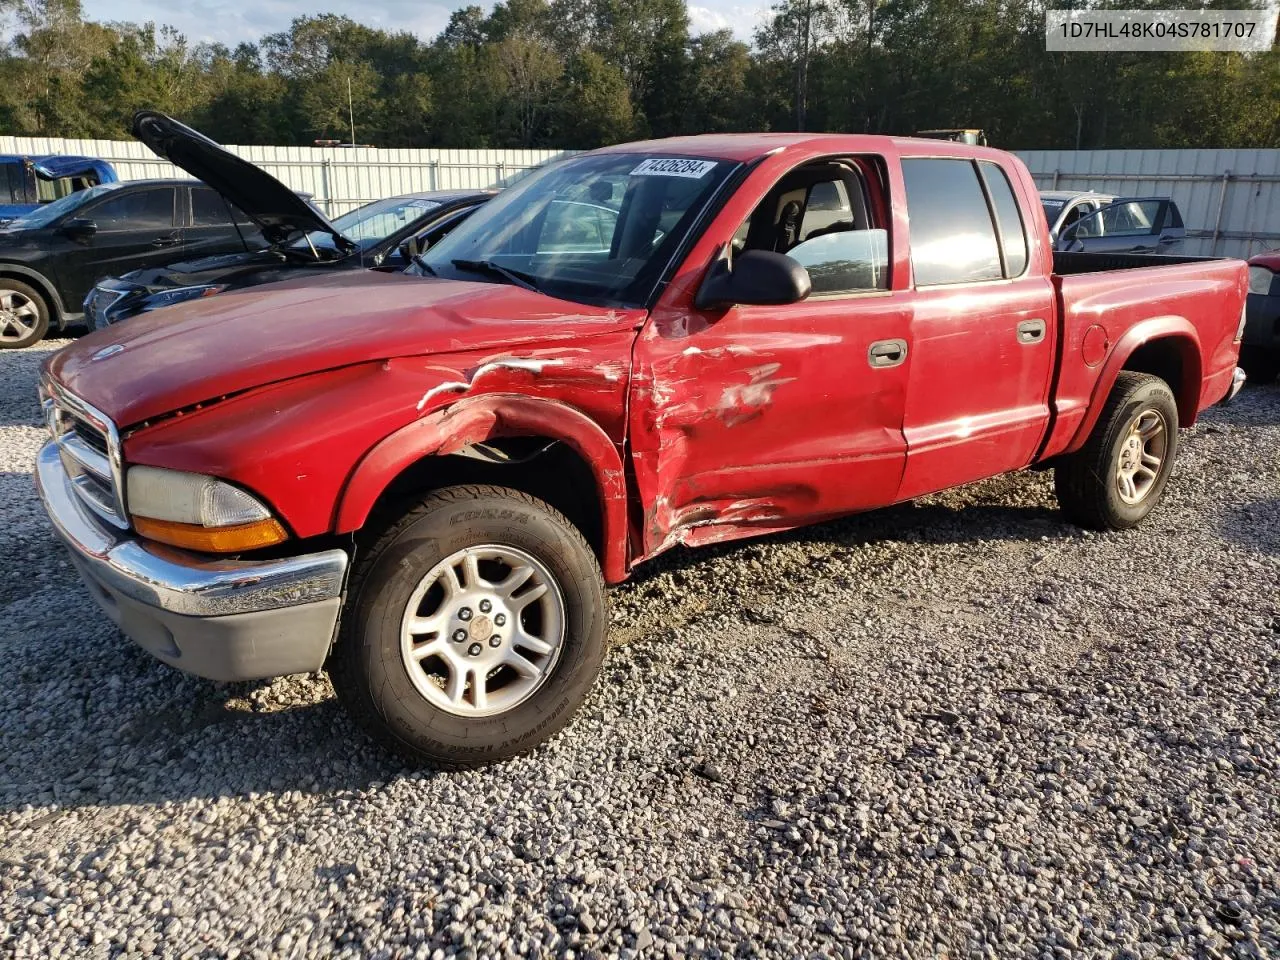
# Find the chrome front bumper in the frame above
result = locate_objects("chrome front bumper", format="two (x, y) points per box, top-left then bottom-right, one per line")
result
(35, 442), (349, 681)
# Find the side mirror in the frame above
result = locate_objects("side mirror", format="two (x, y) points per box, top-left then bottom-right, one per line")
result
(62, 217), (97, 241)
(695, 247), (811, 310)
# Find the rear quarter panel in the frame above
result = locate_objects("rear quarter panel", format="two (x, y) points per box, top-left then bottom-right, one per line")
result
(1041, 258), (1247, 459)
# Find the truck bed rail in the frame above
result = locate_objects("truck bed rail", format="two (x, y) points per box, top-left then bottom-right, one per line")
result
(1052, 251), (1224, 275)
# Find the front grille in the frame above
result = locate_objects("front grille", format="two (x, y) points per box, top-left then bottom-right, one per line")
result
(84, 285), (129, 328)
(70, 416), (109, 456)
(41, 380), (127, 529)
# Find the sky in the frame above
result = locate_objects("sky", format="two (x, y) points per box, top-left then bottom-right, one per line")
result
(81, 1), (770, 47)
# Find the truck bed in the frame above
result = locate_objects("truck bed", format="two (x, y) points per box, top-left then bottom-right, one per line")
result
(1040, 253), (1248, 462)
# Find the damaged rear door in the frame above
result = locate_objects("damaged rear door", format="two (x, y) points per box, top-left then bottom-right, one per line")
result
(629, 151), (912, 559)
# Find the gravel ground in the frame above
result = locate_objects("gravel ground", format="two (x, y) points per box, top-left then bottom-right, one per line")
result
(2, 337), (1278, 960)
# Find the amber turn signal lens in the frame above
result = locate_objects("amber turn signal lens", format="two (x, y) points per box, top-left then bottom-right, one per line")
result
(133, 516), (288, 553)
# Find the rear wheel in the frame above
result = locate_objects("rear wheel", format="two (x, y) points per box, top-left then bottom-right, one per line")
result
(0, 279), (50, 349)
(329, 484), (607, 767)
(1239, 346), (1279, 385)
(1054, 372), (1179, 530)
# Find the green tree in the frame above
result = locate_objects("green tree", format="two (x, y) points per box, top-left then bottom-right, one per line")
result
(558, 49), (634, 145)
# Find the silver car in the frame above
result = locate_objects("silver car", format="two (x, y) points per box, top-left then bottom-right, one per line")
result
(1042, 191), (1187, 254)
(1040, 190), (1116, 244)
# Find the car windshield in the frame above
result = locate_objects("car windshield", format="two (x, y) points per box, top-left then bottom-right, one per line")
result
(1041, 200), (1064, 223)
(5, 183), (121, 229)
(289, 196), (442, 253)
(416, 152), (738, 306)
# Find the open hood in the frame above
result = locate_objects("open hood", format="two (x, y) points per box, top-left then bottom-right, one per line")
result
(132, 110), (349, 249)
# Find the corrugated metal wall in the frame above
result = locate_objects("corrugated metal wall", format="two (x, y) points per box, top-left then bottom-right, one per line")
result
(1016, 148), (1280, 259)
(0, 136), (575, 216)
(4, 136), (1277, 258)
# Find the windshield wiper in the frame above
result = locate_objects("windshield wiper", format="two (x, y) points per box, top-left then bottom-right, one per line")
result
(411, 253), (437, 277)
(451, 258), (542, 294)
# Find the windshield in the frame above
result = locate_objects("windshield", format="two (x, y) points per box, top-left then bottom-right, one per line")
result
(416, 152), (738, 306)
(290, 196), (441, 253)
(6, 183), (121, 229)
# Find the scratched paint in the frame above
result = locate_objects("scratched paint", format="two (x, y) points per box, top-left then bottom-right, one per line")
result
(415, 358), (565, 411)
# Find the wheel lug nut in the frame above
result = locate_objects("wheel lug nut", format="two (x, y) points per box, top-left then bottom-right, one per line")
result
(494, 613), (506, 627)
(452, 629), (467, 642)
(479, 599), (492, 613)
(467, 643), (483, 657)
(458, 607), (472, 621)
(489, 634), (502, 647)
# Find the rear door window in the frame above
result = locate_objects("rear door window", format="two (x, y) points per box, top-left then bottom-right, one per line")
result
(977, 162), (1028, 277)
(901, 158), (1002, 286)
(1100, 200), (1165, 236)
(190, 187), (245, 226)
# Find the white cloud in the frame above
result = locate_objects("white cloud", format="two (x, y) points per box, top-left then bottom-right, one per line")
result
(82, 0), (458, 46)
(688, 4), (769, 40)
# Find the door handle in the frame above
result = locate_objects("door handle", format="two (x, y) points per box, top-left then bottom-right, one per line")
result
(1016, 319), (1046, 344)
(868, 339), (908, 368)
(151, 235), (181, 248)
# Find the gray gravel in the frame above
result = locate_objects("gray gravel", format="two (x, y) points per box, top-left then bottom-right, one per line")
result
(2, 337), (1278, 959)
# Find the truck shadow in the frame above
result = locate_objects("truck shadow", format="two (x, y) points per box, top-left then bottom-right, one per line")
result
(0, 621), (413, 815)
(627, 497), (1072, 588)
(0, 481), (1070, 815)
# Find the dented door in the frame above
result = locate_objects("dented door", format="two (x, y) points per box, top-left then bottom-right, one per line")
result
(629, 294), (912, 559)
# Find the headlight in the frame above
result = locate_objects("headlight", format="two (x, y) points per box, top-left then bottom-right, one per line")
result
(126, 465), (287, 552)
(1248, 265), (1274, 295)
(141, 284), (226, 313)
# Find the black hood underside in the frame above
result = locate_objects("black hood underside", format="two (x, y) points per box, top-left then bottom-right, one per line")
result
(132, 110), (352, 250)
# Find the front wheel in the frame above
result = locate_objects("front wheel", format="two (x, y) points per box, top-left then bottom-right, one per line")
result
(1054, 371), (1179, 530)
(0, 279), (50, 349)
(329, 484), (607, 767)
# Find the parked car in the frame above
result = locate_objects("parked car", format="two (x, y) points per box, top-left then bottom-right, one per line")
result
(82, 112), (495, 330)
(86, 191), (491, 329)
(0, 178), (317, 348)
(0, 154), (117, 224)
(36, 126), (1248, 768)
(1054, 196), (1187, 254)
(1040, 189), (1116, 242)
(1241, 249), (1280, 382)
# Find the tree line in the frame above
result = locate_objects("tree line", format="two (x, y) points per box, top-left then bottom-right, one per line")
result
(1, 0), (1276, 150)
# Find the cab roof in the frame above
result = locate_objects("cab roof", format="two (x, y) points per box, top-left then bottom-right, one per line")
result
(591, 132), (1011, 164)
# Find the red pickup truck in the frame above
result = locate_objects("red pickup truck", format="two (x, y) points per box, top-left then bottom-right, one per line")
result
(36, 126), (1248, 767)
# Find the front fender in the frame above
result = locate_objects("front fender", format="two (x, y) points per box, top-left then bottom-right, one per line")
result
(0, 262), (67, 320)
(334, 393), (630, 583)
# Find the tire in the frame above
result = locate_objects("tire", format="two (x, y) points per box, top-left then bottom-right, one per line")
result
(329, 484), (608, 768)
(0, 278), (50, 349)
(1054, 371), (1179, 531)
(1238, 346), (1279, 385)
